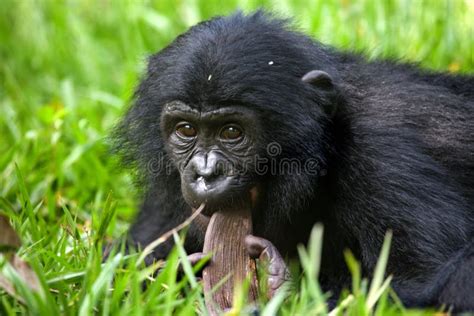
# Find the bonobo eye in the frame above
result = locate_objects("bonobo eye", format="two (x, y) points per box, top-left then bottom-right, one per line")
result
(220, 125), (243, 140)
(176, 123), (197, 138)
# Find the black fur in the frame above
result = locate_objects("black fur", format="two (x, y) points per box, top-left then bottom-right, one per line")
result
(113, 11), (474, 311)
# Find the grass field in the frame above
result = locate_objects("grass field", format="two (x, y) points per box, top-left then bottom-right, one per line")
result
(0, 0), (473, 315)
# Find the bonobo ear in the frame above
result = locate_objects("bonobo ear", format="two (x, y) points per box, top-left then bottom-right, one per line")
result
(301, 70), (333, 89)
(302, 70), (338, 116)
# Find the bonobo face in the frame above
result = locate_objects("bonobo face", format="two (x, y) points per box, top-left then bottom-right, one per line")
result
(161, 100), (260, 214)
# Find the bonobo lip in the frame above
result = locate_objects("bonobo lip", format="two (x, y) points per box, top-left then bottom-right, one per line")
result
(184, 175), (235, 215)
(184, 179), (258, 217)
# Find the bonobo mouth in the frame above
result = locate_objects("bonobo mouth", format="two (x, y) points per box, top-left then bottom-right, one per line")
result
(185, 183), (259, 217)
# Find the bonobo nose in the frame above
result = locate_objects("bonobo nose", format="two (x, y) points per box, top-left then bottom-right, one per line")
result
(191, 151), (225, 185)
(182, 150), (235, 210)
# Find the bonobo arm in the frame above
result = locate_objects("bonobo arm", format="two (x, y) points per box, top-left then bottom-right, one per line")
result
(437, 240), (474, 311)
(362, 236), (474, 311)
(244, 231), (474, 312)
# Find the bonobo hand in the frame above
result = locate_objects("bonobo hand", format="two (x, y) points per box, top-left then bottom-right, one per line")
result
(177, 252), (208, 276)
(245, 235), (291, 298)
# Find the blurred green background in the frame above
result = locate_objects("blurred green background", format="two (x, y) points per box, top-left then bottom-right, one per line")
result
(0, 1), (473, 313)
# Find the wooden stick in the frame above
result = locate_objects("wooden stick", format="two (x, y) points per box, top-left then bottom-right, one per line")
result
(202, 207), (258, 315)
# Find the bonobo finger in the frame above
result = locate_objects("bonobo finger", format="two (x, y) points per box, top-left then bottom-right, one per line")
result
(178, 252), (209, 275)
(187, 252), (207, 266)
(245, 235), (282, 267)
(245, 235), (272, 259)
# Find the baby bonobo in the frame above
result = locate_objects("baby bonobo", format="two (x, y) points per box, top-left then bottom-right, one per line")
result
(113, 11), (474, 311)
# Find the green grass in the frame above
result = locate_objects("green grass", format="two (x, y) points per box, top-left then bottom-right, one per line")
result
(0, 0), (472, 314)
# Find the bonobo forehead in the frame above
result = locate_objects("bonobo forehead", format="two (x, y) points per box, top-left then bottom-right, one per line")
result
(157, 11), (332, 112)
(162, 100), (258, 123)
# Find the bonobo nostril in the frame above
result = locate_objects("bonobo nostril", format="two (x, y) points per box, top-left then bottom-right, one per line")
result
(190, 151), (225, 183)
